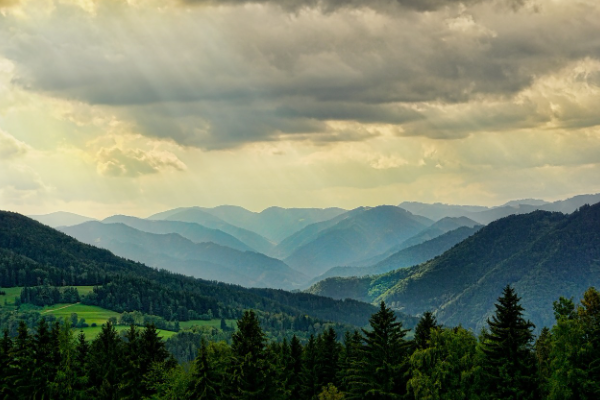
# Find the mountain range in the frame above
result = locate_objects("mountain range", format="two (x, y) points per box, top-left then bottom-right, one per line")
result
(307, 201), (600, 330)
(0, 210), (386, 329)
(281, 206), (434, 277)
(60, 221), (308, 290)
(400, 193), (600, 225)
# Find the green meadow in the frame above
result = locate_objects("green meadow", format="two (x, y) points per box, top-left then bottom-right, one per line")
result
(1, 286), (183, 340)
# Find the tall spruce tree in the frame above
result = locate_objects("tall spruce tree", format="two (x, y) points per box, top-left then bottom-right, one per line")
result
(316, 327), (341, 390)
(414, 311), (438, 350)
(350, 301), (409, 400)
(482, 285), (536, 400)
(229, 310), (275, 399)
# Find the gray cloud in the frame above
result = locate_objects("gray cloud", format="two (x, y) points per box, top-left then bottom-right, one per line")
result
(0, 0), (19, 8)
(180, 0), (484, 13)
(2, 0), (600, 149)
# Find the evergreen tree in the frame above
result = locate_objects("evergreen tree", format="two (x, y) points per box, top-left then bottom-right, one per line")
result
(229, 310), (275, 399)
(350, 302), (409, 399)
(300, 334), (321, 400)
(0, 329), (14, 399)
(338, 330), (363, 394)
(188, 339), (224, 400)
(413, 311), (438, 350)
(535, 327), (552, 397)
(88, 321), (124, 399)
(288, 335), (304, 399)
(408, 326), (478, 399)
(316, 327), (341, 389)
(9, 321), (34, 399)
(482, 285), (536, 400)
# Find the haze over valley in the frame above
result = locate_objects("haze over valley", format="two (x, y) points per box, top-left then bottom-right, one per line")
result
(2, 0), (600, 397)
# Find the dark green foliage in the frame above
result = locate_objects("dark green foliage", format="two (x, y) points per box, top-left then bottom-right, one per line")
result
(228, 310), (276, 399)
(310, 203), (600, 330)
(413, 311), (438, 350)
(188, 339), (227, 400)
(1, 288), (600, 399)
(0, 210), (379, 336)
(482, 285), (536, 399)
(350, 302), (410, 400)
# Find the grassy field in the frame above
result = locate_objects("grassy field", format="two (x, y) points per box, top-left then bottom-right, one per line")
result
(0, 287), (23, 306)
(41, 303), (120, 325)
(180, 319), (236, 330)
(74, 325), (179, 340)
(0, 286), (97, 308)
(1, 286), (179, 340)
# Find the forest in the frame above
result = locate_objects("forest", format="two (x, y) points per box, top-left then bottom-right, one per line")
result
(1, 285), (599, 400)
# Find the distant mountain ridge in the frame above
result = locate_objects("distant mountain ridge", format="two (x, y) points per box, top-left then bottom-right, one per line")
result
(102, 215), (252, 252)
(307, 225), (482, 286)
(399, 193), (600, 224)
(283, 206), (433, 277)
(29, 211), (97, 227)
(148, 207), (276, 255)
(0, 210), (383, 328)
(307, 201), (600, 330)
(60, 221), (308, 289)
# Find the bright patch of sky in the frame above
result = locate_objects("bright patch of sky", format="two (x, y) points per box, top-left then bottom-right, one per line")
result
(1, 0), (599, 218)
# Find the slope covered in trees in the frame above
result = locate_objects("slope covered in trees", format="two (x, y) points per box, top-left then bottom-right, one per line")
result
(307, 225), (481, 286)
(282, 206), (433, 277)
(0, 210), (384, 330)
(2, 285), (598, 399)
(308, 203), (600, 329)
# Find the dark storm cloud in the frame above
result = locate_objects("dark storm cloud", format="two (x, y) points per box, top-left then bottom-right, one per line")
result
(2, 0), (600, 149)
(180, 0), (484, 12)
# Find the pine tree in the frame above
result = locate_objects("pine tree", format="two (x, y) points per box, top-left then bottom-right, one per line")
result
(188, 339), (223, 400)
(88, 321), (124, 399)
(300, 334), (320, 400)
(482, 285), (536, 400)
(350, 301), (409, 400)
(414, 311), (438, 350)
(316, 327), (341, 389)
(0, 329), (14, 399)
(10, 321), (34, 399)
(288, 335), (303, 399)
(229, 310), (275, 399)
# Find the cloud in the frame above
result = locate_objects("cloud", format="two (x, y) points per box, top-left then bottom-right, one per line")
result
(95, 146), (186, 177)
(2, 0), (600, 150)
(179, 0), (486, 13)
(0, 0), (19, 8)
(0, 129), (29, 159)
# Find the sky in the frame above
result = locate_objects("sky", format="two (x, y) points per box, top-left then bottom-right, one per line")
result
(1, 0), (600, 218)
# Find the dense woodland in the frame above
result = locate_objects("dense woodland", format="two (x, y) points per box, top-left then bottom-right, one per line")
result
(0, 210), (402, 331)
(1, 285), (599, 399)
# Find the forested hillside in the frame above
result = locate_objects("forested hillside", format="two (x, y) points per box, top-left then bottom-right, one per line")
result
(1, 286), (598, 399)
(308, 225), (481, 285)
(0, 211), (387, 331)
(309, 203), (600, 329)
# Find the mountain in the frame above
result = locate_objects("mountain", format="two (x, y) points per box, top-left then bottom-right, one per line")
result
(400, 193), (600, 225)
(148, 207), (275, 255)
(308, 202), (600, 330)
(198, 205), (347, 243)
(60, 221), (307, 290)
(398, 202), (488, 221)
(0, 210), (383, 328)
(353, 216), (481, 266)
(308, 225), (482, 285)
(500, 199), (549, 207)
(272, 207), (368, 259)
(28, 211), (97, 227)
(102, 215), (252, 252)
(283, 206), (433, 277)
